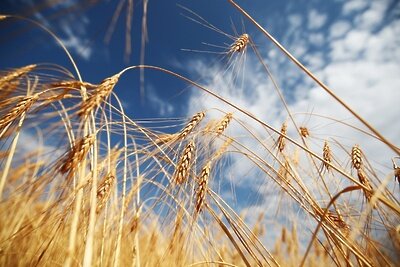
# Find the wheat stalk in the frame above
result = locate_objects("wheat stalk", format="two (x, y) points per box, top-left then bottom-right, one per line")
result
(174, 140), (196, 184)
(154, 133), (177, 145)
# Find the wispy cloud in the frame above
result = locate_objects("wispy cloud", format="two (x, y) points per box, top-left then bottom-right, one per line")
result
(181, 0), (399, 212)
(308, 9), (327, 30)
(146, 85), (175, 116)
(19, 0), (93, 60)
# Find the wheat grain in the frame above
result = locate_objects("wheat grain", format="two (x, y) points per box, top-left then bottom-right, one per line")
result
(0, 64), (36, 89)
(351, 145), (362, 170)
(229, 33), (249, 53)
(215, 113), (233, 136)
(278, 160), (291, 182)
(299, 127), (309, 138)
(130, 212), (140, 233)
(48, 80), (95, 90)
(60, 134), (95, 177)
(0, 93), (39, 133)
(277, 122), (287, 152)
(96, 173), (115, 213)
(195, 161), (211, 215)
(78, 74), (119, 117)
(178, 111), (205, 139)
(322, 141), (332, 171)
(174, 140), (196, 184)
(357, 169), (374, 204)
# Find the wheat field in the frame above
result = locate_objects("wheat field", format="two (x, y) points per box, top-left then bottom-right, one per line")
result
(0, 0), (399, 266)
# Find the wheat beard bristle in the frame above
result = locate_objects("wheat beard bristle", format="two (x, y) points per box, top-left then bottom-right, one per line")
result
(174, 140), (196, 184)
(351, 145), (362, 170)
(213, 138), (233, 161)
(178, 112), (205, 139)
(78, 74), (119, 117)
(154, 133), (176, 145)
(195, 161), (211, 215)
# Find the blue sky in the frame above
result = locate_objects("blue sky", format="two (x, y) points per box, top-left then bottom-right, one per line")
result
(1, 0), (400, 244)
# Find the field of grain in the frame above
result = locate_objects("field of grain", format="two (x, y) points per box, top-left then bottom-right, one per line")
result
(0, 1), (399, 266)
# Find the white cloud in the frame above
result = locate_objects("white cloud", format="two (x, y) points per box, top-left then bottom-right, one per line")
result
(182, 0), (399, 194)
(287, 14), (302, 31)
(60, 24), (92, 60)
(342, 0), (369, 15)
(329, 20), (351, 39)
(146, 85), (174, 116)
(354, 0), (388, 30)
(19, 0), (92, 60)
(308, 33), (324, 46)
(308, 9), (327, 30)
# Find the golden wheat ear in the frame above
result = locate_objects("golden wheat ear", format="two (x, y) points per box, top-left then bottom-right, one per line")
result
(322, 141), (332, 172)
(214, 113), (233, 136)
(277, 122), (287, 152)
(96, 173), (115, 214)
(0, 64), (36, 89)
(174, 140), (196, 185)
(59, 134), (95, 178)
(229, 33), (249, 53)
(194, 160), (211, 217)
(0, 94), (40, 135)
(78, 74), (120, 118)
(178, 111), (206, 139)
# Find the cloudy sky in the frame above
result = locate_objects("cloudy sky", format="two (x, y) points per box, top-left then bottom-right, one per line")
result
(1, 0), (399, 242)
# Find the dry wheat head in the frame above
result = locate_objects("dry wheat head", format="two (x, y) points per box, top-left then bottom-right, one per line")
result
(174, 140), (196, 184)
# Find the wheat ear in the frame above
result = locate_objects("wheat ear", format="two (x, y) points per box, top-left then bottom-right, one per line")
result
(195, 161), (211, 216)
(174, 140), (196, 184)
(178, 111), (205, 139)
